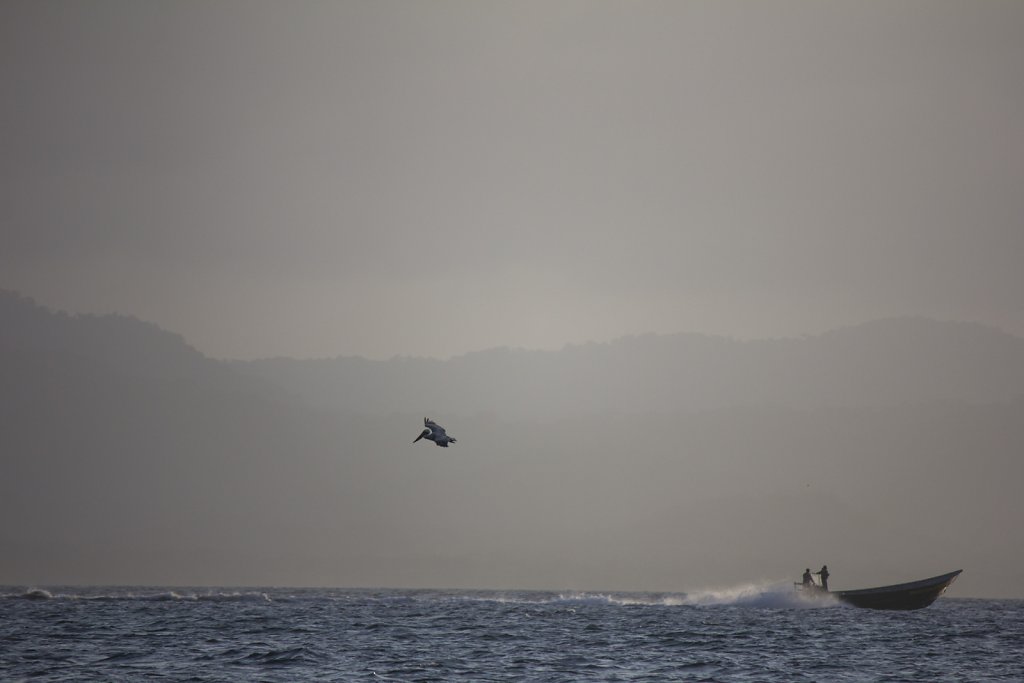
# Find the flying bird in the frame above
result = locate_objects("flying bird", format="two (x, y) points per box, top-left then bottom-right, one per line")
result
(414, 417), (457, 448)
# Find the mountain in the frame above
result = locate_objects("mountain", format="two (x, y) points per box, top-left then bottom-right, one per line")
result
(2, 290), (1022, 597)
(233, 317), (1024, 418)
(0, 290), (277, 395)
(0, 290), (340, 584)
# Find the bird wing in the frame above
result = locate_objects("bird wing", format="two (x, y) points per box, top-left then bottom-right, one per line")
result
(421, 419), (450, 440)
(424, 419), (447, 437)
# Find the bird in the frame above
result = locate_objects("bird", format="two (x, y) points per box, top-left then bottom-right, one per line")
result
(413, 417), (457, 447)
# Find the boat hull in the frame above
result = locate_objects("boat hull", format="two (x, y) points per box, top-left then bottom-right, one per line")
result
(833, 570), (963, 610)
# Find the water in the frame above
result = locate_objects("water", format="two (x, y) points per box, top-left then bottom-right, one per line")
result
(2, 584), (1022, 681)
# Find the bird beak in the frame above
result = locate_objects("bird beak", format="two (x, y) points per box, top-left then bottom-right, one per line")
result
(413, 433), (424, 443)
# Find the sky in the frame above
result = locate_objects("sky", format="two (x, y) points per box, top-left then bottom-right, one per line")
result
(3, 1), (1023, 360)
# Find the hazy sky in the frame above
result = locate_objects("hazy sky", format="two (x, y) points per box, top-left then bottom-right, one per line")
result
(3, 1), (1022, 360)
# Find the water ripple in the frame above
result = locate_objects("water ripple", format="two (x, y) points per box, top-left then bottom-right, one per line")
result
(1, 587), (1022, 681)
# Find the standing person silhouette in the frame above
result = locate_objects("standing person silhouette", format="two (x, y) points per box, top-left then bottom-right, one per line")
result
(802, 568), (815, 588)
(814, 565), (830, 591)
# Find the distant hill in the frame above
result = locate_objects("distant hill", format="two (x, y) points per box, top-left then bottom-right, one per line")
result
(233, 317), (1024, 418)
(0, 290), (274, 395)
(2, 290), (1022, 597)
(0, 290), (337, 584)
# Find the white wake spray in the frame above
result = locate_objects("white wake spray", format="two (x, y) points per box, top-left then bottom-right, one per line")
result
(681, 580), (840, 608)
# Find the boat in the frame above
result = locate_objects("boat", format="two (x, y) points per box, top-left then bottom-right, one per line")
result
(796, 569), (962, 610)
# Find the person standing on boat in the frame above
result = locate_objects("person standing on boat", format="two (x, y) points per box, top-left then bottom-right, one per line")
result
(802, 568), (815, 587)
(815, 565), (830, 591)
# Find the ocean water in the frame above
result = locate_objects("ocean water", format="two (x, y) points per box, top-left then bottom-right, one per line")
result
(2, 584), (1022, 682)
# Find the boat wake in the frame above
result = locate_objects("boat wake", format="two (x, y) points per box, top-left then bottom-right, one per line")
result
(2, 583), (840, 608)
(680, 580), (840, 609)
(450, 582), (840, 609)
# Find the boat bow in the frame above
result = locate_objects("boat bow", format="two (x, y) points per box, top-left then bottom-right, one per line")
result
(834, 569), (963, 610)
